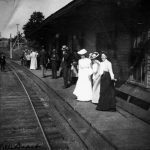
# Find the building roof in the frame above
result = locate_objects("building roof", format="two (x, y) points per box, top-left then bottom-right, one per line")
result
(30, 0), (86, 36)
(30, 0), (141, 36)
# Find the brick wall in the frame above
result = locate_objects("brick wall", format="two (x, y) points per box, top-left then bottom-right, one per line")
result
(116, 33), (131, 80)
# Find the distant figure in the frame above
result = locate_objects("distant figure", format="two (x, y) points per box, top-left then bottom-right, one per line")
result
(20, 51), (25, 66)
(30, 49), (38, 70)
(71, 60), (78, 84)
(60, 45), (72, 88)
(0, 53), (6, 71)
(73, 49), (93, 101)
(71, 52), (79, 84)
(50, 48), (59, 79)
(25, 50), (31, 68)
(39, 46), (47, 77)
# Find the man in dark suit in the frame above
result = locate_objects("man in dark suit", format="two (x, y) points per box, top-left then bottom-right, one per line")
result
(60, 45), (72, 88)
(50, 48), (59, 79)
(0, 53), (6, 72)
(39, 46), (47, 77)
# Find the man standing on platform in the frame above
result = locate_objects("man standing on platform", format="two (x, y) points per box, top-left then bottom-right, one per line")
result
(0, 53), (6, 72)
(60, 45), (72, 88)
(50, 48), (59, 79)
(39, 46), (47, 78)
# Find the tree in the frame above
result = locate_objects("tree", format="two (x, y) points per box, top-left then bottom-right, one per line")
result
(12, 32), (25, 44)
(23, 11), (45, 40)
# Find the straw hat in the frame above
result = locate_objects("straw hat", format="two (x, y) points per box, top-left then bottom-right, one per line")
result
(62, 45), (68, 51)
(77, 49), (87, 55)
(89, 52), (99, 59)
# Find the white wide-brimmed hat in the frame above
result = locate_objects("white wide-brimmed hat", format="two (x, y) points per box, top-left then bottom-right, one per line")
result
(62, 45), (68, 50)
(89, 52), (99, 59)
(77, 49), (87, 55)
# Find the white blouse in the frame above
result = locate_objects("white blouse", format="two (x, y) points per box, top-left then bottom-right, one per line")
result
(100, 59), (114, 80)
(78, 58), (93, 76)
(92, 60), (101, 79)
(92, 60), (100, 73)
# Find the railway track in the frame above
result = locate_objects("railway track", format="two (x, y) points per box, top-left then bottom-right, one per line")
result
(0, 67), (49, 149)
(0, 61), (117, 150)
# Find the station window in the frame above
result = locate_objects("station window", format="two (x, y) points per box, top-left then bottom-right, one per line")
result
(128, 31), (148, 87)
(129, 55), (146, 85)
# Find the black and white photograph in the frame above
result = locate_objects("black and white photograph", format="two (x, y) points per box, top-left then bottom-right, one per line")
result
(0, 0), (150, 149)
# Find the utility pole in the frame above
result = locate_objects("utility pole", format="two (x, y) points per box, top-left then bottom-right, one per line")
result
(10, 34), (13, 59)
(16, 24), (19, 50)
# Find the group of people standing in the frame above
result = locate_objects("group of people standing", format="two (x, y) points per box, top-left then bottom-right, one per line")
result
(73, 49), (117, 112)
(50, 45), (117, 112)
(20, 47), (48, 78)
(21, 45), (117, 112)
(20, 48), (38, 69)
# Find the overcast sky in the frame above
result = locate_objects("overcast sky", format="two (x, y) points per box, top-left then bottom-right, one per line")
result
(0, 0), (73, 38)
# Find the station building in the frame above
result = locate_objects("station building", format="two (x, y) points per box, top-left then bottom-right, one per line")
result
(0, 38), (9, 48)
(31, 0), (150, 87)
(30, 0), (150, 121)
(0, 37), (9, 54)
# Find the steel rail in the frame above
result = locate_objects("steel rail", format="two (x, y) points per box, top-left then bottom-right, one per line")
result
(10, 61), (117, 150)
(9, 65), (51, 150)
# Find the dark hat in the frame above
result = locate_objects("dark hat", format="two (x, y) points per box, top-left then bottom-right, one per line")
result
(101, 50), (108, 56)
(101, 51), (108, 59)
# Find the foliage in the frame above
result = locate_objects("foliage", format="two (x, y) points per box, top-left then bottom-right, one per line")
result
(26, 40), (41, 51)
(23, 11), (45, 41)
(12, 32), (26, 44)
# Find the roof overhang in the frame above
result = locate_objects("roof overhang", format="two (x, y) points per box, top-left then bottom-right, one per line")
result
(29, 0), (142, 37)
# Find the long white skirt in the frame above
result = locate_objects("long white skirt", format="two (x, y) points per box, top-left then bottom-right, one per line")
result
(73, 72), (92, 101)
(92, 76), (100, 103)
(30, 58), (37, 70)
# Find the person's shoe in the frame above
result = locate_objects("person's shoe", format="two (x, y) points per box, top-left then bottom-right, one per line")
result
(108, 108), (116, 112)
(62, 85), (69, 89)
(96, 107), (109, 111)
(92, 102), (97, 105)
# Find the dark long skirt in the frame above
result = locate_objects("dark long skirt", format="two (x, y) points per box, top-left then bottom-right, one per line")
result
(96, 72), (116, 111)
(51, 61), (57, 79)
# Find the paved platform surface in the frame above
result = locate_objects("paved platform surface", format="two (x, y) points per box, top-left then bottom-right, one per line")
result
(10, 62), (150, 150)
(27, 68), (150, 150)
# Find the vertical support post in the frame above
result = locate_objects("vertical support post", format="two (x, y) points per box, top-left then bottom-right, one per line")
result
(16, 24), (19, 50)
(10, 34), (13, 59)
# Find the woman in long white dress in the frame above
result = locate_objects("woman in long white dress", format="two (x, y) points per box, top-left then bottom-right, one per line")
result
(73, 49), (93, 101)
(30, 50), (38, 70)
(89, 52), (101, 104)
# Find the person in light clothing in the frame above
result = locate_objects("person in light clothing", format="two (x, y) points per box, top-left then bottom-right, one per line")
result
(89, 52), (101, 104)
(30, 49), (38, 70)
(73, 49), (93, 101)
(96, 51), (117, 111)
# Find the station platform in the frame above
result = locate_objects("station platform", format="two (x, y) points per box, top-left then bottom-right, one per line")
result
(26, 67), (150, 150)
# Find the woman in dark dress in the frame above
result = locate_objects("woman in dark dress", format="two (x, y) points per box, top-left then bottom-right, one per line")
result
(96, 52), (117, 111)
